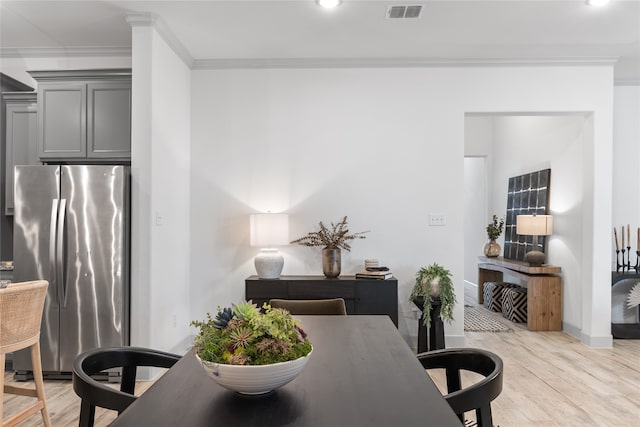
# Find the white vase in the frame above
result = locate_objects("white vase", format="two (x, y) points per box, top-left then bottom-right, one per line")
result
(197, 349), (313, 395)
(423, 276), (441, 298)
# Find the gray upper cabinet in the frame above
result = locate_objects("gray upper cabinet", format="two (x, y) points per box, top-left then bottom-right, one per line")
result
(4, 92), (38, 215)
(1, 73), (35, 259)
(38, 82), (86, 158)
(87, 81), (132, 158)
(29, 69), (131, 161)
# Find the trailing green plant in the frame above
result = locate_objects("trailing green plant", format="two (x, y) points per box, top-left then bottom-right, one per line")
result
(486, 214), (505, 240)
(191, 302), (312, 366)
(409, 263), (457, 328)
(290, 216), (368, 251)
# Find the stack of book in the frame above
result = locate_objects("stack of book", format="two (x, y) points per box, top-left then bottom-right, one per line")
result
(355, 267), (393, 280)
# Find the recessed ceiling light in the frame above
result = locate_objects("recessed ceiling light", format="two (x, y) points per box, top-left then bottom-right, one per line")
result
(586, 0), (611, 6)
(317, 0), (342, 9)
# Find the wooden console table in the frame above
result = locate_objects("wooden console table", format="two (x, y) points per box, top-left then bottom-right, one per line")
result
(245, 275), (398, 327)
(477, 256), (562, 331)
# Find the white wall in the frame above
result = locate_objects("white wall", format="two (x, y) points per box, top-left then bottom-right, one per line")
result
(190, 66), (614, 348)
(130, 24), (191, 357)
(464, 116), (495, 284)
(1, 55), (622, 349)
(463, 156), (488, 284)
(613, 86), (640, 267)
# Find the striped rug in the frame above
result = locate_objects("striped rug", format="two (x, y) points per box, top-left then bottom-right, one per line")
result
(464, 305), (513, 332)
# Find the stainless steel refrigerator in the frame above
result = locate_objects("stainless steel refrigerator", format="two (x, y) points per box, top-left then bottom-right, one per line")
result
(13, 165), (130, 378)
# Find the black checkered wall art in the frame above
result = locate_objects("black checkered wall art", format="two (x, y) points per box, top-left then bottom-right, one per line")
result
(504, 169), (551, 261)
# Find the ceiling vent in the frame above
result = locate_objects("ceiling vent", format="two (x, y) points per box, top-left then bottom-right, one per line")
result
(386, 5), (422, 19)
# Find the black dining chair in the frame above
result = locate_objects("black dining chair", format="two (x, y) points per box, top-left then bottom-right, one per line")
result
(417, 348), (503, 427)
(72, 346), (181, 427)
(269, 298), (348, 315)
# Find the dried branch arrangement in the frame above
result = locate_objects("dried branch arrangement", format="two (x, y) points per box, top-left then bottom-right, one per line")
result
(290, 216), (368, 251)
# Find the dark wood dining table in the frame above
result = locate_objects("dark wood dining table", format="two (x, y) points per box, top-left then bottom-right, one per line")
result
(110, 315), (462, 426)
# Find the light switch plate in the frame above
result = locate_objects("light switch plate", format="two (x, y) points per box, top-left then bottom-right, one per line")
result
(429, 214), (446, 226)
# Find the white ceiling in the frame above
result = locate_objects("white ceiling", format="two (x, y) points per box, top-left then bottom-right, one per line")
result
(1, 0), (639, 82)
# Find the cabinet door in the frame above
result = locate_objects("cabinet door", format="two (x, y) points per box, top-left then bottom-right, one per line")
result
(38, 82), (86, 159)
(87, 81), (131, 159)
(5, 97), (38, 215)
(356, 280), (399, 327)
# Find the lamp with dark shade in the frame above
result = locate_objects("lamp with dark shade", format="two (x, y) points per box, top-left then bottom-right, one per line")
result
(516, 214), (553, 266)
(250, 213), (289, 279)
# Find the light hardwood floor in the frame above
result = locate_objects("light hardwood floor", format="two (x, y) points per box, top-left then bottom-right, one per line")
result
(453, 282), (640, 426)
(3, 286), (639, 426)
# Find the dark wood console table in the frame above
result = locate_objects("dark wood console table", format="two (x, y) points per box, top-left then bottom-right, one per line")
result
(245, 275), (398, 327)
(477, 256), (562, 331)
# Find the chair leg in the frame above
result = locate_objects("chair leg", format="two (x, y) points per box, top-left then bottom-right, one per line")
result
(121, 365), (137, 395)
(30, 342), (52, 427)
(446, 367), (462, 393)
(475, 403), (494, 427)
(1, 352), (5, 424)
(79, 400), (96, 427)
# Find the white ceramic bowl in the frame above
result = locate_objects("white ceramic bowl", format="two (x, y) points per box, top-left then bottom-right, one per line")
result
(196, 349), (312, 395)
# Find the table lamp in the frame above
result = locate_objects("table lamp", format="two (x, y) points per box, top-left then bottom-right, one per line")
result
(250, 213), (289, 279)
(516, 214), (553, 266)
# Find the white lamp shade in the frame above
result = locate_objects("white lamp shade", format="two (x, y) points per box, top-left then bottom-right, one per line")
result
(516, 215), (553, 236)
(250, 213), (289, 247)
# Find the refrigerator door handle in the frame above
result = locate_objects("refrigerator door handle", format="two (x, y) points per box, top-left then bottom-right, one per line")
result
(49, 199), (59, 303)
(57, 198), (67, 308)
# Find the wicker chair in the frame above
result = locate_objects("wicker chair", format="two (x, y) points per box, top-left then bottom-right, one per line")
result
(0, 280), (52, 427)
(268, 298), (348, 315)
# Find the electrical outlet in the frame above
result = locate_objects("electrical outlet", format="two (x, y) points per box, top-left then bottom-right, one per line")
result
(429, 214), (446, 226)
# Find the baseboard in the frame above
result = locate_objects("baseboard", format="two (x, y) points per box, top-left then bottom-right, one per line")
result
(464, 280), (478, 288)
(562, 321), (581, 339)
(562, 321), (613, 348)
(445, 334), (466, 348)
(580, 332), (613, 348)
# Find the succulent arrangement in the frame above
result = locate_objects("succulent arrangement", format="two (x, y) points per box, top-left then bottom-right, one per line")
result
(290, 216), (368, 251)
(486, 214), (505, 240)
(191, 302), (312, 366)
(409, 263), (457, 328)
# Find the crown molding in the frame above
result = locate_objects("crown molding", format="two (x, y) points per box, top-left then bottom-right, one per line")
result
(28, 69), (131, 82)
(124, 13), (157, 28)
(614, 78), (640, 86)
(192, 56), (619, 70)
(126, 13), (193, 68)
(0, 46), (131, 58)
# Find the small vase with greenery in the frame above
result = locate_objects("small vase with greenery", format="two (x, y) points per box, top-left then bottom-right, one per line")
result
(484, 214), (505, 257)
(409, 263), (457, 328)
(290, 216), (368, 278)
